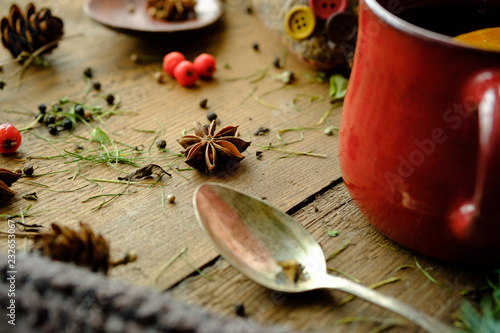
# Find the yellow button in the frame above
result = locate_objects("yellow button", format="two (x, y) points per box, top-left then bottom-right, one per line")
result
(285, 5), (316, 40)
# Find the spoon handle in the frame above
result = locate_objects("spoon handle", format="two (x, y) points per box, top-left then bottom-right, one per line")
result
(319, 274), (455, 333)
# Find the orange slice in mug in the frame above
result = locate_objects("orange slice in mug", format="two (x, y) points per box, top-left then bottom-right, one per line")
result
(454, 27), (500, 52)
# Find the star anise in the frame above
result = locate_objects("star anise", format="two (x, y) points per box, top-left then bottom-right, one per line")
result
(147, 0), (197, 21)
(177, 120), (251, 174)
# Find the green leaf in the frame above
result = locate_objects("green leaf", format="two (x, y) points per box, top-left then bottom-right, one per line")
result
(327, 230), (339, 237)
(90, 127), (110, 145)
(329, 74), (349, 102)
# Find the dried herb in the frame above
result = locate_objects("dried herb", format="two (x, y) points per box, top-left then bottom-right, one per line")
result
(253, 127), (270, 136)
(22, 192), (38, 200)
(32, 222), (136, 274)
(277, 259), (304, 283)
(177, 120), (251, 174)
(327, 267), (360, 283)
(329, 74), (349, 102)
(327, 229), (339, 237)
(117, 164), (171, 181)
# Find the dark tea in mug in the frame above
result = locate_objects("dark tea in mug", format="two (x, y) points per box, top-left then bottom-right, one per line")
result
(395, 1), (499, 38)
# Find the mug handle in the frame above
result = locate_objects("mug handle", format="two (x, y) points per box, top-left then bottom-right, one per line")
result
(452, 70), (500, 250)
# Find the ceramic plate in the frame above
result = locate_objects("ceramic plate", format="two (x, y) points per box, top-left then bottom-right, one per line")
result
(83, 0), (223, 34)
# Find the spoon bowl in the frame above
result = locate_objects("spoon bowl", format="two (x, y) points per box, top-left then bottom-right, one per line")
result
(194, 183), (454, 333)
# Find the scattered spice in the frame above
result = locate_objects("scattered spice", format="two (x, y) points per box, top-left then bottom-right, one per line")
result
(199, 98), (208, 109)
(207, 112), (217, 122)
(93, 82), (102, 91)
(106, 93), (115, 105)
(272, 55), (281, 68)
(83, 67), (93, 78)
(22, 192), (38, 201)
(246, 6), (253, 14)
(177, 120), (251, 174)
(166, 194), (176, 203)
(117, 164), (171, 181)
(234, 303), (246, 317)
(32, 222), (136, 274)
(253, 127), (270, 136)
(156, 139), (167, 149)
(22, 165), (34, 176)
(277, 259), (304, 283)
(256, 151), (263, 160)
(252, 42), (259, 51)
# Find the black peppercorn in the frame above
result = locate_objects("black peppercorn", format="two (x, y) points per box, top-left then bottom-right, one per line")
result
(62, 118), (73, 130)
(252, 42), (259, 51)
(106, 94), (115, 105)
(47, 124), (58, 135)
(273, 56), (281, 69)
(38, 103), (47, 114)
(93, 82), (101, 91)
(45, 114), (56, 124)
(256, 151), (263, 160)
(23, 165), (34, 176)
(83, 67), (93, 78)
(199, 98), (208, 109)
(156, 139), (167, 149)
(207, 112), (217, 122)
(74, 105), (84, 117)
(234, 303), (246, 317)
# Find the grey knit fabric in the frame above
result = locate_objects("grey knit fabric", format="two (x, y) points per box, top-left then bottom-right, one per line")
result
(0, 253), (293, 333)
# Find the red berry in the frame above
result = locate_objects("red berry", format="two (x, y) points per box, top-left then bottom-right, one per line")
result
(193, 53), (217, 78)
(173, 60), (199, 87)
(0, 123), (22, 154)
(163, 51), (185, 76)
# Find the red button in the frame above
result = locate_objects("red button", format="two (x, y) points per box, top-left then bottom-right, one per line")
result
(308, 0), (348, 20)
(325, 12), (357, 44)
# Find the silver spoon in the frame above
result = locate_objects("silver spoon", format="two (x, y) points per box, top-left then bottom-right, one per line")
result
(193, 183), (454, 333)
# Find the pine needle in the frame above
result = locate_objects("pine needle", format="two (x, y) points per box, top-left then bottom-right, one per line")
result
(326, 241), (350, 260)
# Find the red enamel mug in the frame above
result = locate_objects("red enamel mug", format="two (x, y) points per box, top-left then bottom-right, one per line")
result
(339, 0), (500, 263)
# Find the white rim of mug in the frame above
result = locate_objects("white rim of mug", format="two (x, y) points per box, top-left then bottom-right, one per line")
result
(363, 0), (500, 54)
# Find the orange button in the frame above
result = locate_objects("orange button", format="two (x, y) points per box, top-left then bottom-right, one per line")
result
(285, 5), (316, 40)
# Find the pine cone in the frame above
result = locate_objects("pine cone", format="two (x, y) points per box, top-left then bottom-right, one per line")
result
(1, 3), (64, 59)
(32, 223), (112, 274)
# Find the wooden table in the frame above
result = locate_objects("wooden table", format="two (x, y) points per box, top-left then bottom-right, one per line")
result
(0, 1), (487, 332)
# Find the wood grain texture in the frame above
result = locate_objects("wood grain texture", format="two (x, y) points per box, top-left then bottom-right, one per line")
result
(169, 182), (486, 332)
